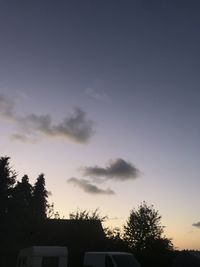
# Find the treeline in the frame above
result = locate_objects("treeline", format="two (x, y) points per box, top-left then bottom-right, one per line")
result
(0, 156), (175, 267)
(0, 157), (48, 222)
(0, 157), (54, 267)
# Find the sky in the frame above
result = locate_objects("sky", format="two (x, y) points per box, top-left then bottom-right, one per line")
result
(0, 0), (200, 250)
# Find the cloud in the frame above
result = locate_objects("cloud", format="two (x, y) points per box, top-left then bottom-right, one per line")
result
(68, 159), (140, 196)
(67, 177), (115, 195)
(0, 93), (94, 143)
(16, 108), (94, 143)
(52, 108), (94, 143)
(82, 158), (140, 181)
(86, 88), (108, 102)
(192, 222), (200, 228)
(11, 133), (38, 143)
(0, 94), (15, 118)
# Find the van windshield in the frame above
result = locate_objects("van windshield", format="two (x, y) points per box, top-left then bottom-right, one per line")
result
(112, 254), (140, 267)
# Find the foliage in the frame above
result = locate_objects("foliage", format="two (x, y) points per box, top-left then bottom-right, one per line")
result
(123, 202), (174, 267)
(104, 226), (129, 250)
(11, 175), (33, 219)
(46, 203), (61, 219)
(105, 226), (122, 240)
(69, 208), (107, 222)
(0, 156), (16, 218)
(0, 157), (52, 267)
(32, 173), (48, 220)
(124, 202), (173, 252)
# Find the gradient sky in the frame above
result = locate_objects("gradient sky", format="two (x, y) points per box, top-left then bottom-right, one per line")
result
(1, 0), (200, 250)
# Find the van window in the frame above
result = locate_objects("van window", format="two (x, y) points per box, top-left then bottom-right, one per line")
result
(105, 255), (115, 267)
(42, 257), (59, 267)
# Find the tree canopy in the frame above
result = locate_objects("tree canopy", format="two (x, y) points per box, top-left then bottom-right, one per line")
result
(12, 175), (33, 219)
(69, 208), (107, 222)
(32, 173), (48, 220)
(124, 202), (173, 252)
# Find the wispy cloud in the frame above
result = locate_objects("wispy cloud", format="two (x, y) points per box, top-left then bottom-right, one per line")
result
(86, 88), (108, 102)
(0, 94), (94, 143)
(192, 221), (200, 228)
(17, 108), (94, 143)
(67, 177), (115, 195)
(82, 158), (140, 181)
(0, 94), (15, 118)
(11, 133), (38, 143)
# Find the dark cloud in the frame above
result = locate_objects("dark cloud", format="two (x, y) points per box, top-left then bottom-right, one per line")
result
(192, 222), (200, 228)
(16, 109), (94, 143)
(0, 94), (94, 143)
(67, 177), (115, 195)
(82, 158), (140, 181)
(52, 108), (94, 143)
(16, 108), (94, 143)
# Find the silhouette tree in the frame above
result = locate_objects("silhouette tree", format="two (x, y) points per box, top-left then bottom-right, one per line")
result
(46, 202), (61, 219)
(0, 156), (16, 219)
(104, 226), (130, 251)
(0, 157), (17, 267)
(0, 157), (53, 267)
(11, 175), (32, 219)
(32, 173), (48, 220)
(69, 208), (107, 222)
(124, 202), (173, 251)
(124, 202), (174, 267)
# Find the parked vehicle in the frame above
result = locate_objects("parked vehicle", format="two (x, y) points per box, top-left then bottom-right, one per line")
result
(17, 246), (68, 267)
(17, 246), (140, 267)
(84, 251), (141, 267)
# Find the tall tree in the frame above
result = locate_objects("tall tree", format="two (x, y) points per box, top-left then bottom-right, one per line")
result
(0, 156), (16, 218)
(11, 175), (32, 219)
(32, 173), (48, 220)
(0, 157), (17, 267)
(124, 202), (173, 252)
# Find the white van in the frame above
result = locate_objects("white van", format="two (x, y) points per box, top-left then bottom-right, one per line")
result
(17, 247), (140, 267)
(84, 252), (141, 267)
(17, 246), (68, 267)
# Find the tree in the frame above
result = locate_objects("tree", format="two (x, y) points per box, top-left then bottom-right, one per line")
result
(46, 203), (61, 219)
(11, 175), (32, 219)
(32, 173), (48, 220)
(0, 157), (17, 267)
(104, 227), (129, 251)
(124, 202), (173, 252)
(69, 208), (107, 222)
(0, 156), (16, 218)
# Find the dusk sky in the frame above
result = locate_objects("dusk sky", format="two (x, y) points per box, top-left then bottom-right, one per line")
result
(1, 0), (200, 250)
